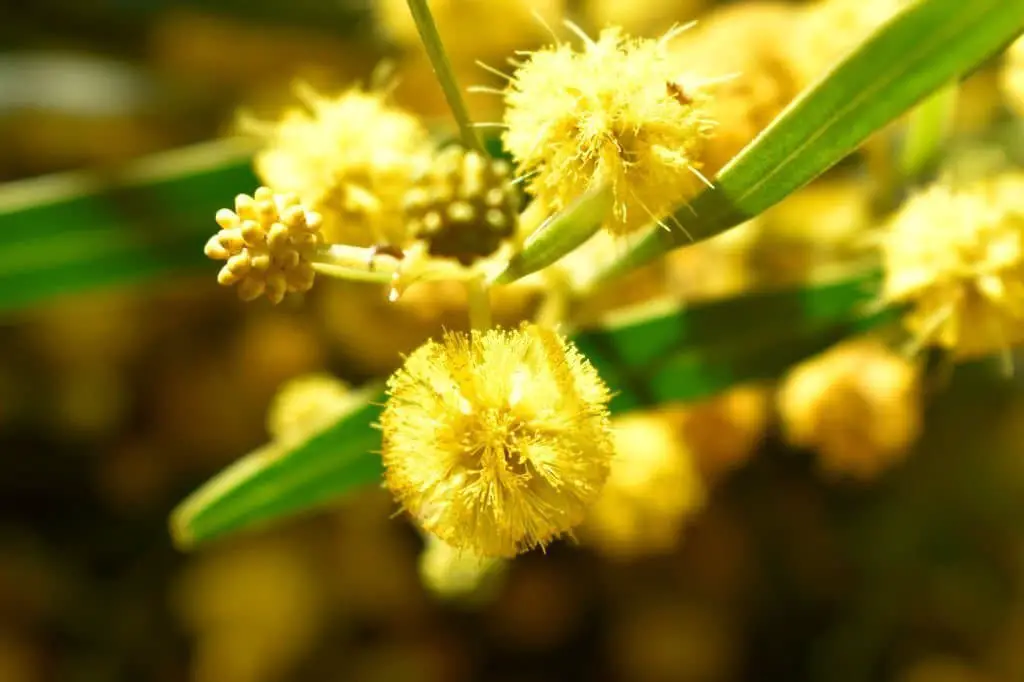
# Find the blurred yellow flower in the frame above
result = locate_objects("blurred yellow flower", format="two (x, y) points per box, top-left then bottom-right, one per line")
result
(668, 2), (803, 174)
(503, 25), (715, 235)
(583, 410), (705, 559)
(375, 0), (565, 60)
(417, 534), (507, 601)
(403, 145), (520, 266)
(789, 0), (907, 90)
(1001, 36), (1024, 117)
(205, 187), (323, 304)
(778, 340), (922, 480)
(380, 323), (614, 557)
(266, 372), (352, 442)
(881, 174), (1024, 359)
(245, 83), (431, 246)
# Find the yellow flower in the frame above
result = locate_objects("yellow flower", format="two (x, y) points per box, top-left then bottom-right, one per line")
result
(266, 373), (352, 442)
(375, 0), (565, 60)
(417, 535), (507, 601)
(880, 174), (1024, 359)
(503, 26), (715, 235)
(789, 0), (907, 90)
(380, 323), (614, 557)
(583, 410), (705, 560)
(1001, 35), (1024, 117)
(245, 83), (431, 247)
(204, 187), (323, 304)
(778, 340), (922, 480)
(675, 385), (771, 481)
(668, 2), (803, 174)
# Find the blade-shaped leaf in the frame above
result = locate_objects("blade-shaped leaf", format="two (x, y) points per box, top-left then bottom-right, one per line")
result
(492, 186), (612, 285)
(171, 389), (386, 548)
(591, 0), (1024, 284)
(0, 139), (257, 313)
(171, 266), (893, 548)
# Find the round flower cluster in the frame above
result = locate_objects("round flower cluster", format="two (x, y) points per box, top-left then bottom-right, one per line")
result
(205, 187), (323, 304)
(503, 25), (715, 235)
(380, 323), (614, 557)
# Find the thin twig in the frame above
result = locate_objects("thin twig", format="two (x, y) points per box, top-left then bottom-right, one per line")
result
(405, 0), (485, 153)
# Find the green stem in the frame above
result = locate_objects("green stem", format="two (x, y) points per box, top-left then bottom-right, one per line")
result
(405, 0), (485, 153)
(465, 275), (493, 330)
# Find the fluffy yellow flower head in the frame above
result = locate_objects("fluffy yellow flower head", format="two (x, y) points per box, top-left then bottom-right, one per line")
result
(503, 26), (715, 235)
(789, 0), (907, 89)
(778, 340), (921, 480)
(1001, 36), (1024, 117)
(881, 174), (1024, 359)
(380, 323), (614, 557)
(247, 84), (431, 246)
(583, 410), (705, 560)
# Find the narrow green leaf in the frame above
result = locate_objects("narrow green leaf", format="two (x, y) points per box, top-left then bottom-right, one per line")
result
(591, 0), (1024, 284)
(171, 389), (385, 548)
(492, 186), (611, 285)
(899, 82), (958, 179)
(0, 139), (257, 312)
(172, 266), (892, 548)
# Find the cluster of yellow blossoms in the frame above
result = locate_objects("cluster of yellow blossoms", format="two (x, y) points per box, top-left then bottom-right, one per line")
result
(201, 0), (1024, 581)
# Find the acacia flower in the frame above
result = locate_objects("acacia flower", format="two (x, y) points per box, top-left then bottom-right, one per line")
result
(379, 323), (614, 557)
(244, 83), (431, 247)
(502, 25), (715, 235)
(266, 373), (352, 442)
(583, 410), (705, 560)
(880, 174), (1024, 359)
(778, 340), (921, 480)
(417, 534), (507, 602)
(205, 187), (323, 304)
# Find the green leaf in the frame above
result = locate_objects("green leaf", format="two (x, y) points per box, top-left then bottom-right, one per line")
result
(899, 82), (958, 179)
(590, 0), (1024, 285)
(171, 266), (893, 548)
(492, 186), (611, 285)
(0, 139), (257, 313)
(171, 389), (386, 548)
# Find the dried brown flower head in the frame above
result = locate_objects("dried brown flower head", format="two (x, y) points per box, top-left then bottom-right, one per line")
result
(503, 25), (715, 235)
(380, 323), (614, 557)
(266, 373), (352, 442)
(403, 145), (520, 266)
(205, 187), (323, 304)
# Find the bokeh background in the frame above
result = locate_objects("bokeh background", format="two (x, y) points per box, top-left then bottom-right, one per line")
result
(3, 1), (1024, 681)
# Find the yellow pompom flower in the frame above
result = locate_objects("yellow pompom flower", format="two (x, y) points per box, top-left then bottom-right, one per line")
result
(880, 174), (1024, 359)
(266, 373), (352, 442)
(205, 187), (323, 304)
(245, 83), (431, 247)
(778, 340), (922, 480)
(583, 410), (705, 560)
(502, 26), (715, 235)
(380, 323), (614, 557)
